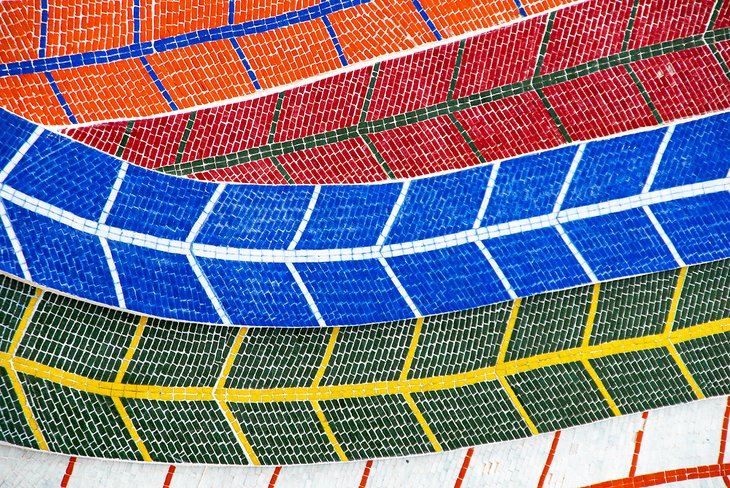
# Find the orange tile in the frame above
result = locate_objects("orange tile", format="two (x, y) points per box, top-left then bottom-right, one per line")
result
(52, 58), (170, 123)
(146, 39), (256, 110)
(522, 0), (576, 16)
(46, 0), (133, 57)
(142, 0), (228, 39)
(0, 0), (41, 63)
(234, 0), (320, 24)
(236, 18), (341, 89)
(0, 73), (69, 125)
(418, 0), (518, 38)
(328, 0), (434, 65)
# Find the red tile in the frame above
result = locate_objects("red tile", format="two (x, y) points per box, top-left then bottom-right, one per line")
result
(453, 91), (564, 162)
(189, 158), (288, 184)
(715, 0), (730, 29)
(278, 138), (387, 184)
(631, 46), (730, 122)
(275, 68), (371, 142)
(368, 115), (481, 179)
(716, 39), (730, 66)
(454, 15), (546, 99)
(121, 114), (188, 170)
(541, 0), (632, 74)
(61, 122), (128, 156)
(627, 0), (713, 50)
(543, 66), (656, 141)
(366, 42), (458, 121)
(183, 94), (277, 163)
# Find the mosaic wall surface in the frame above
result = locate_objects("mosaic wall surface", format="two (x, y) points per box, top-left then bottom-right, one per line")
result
(0, 0), (729, 483)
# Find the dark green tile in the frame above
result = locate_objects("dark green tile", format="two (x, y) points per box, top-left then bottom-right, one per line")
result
(509, 362), (613, 432)
(19, 374), (141, 460)
(505, 286), (592, 362)
(412, 380), (531, 450)
(674, 259), (730, 330)
(123, 318), (238, 387)
(409, 302), (511, 379)
(17, 294), (138, 382)
(675, 332), (730, 398)
(0, 368), (37, 449)
(228, 401), (339, 465)
(0, 275), (34, 353)
(123, 399), (246, 464)
(322, 394), (433, 460)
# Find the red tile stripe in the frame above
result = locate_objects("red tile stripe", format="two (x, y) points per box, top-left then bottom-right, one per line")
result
(537, 431), (561, 488)
(721, 397), (730, 488)
(60, 456), (76, 488)
(268, 466), (282, 488)
(630, 411), (650, 477)
(454, 447), (474, 488)
(359, 460), (374, 488)
(583, 463), (730, 488)
(162, 465), (176, 488)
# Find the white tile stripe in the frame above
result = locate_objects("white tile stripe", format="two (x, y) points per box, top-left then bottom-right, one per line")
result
(474, 240), (517, 299)
(288, 185), (320, 251)
(186, 183), (226, 243)
(0, 201), (30, 281)
(376, 181), (409, 247)
(99, 161), (128, 225)
(379, 257), (421, 316)
(555, 222), (598, 282)
(187, 253), (232, 325)
(473, 162), (500, 229)
(286, 262), (327, 327)
(642, 125), (675, 194)
(0, 177), (727, 264)
(0, 126), (44, 185)
(98, 237), (126, 308)
(643, 205), (686, 267)
(553, 143), (585, 213)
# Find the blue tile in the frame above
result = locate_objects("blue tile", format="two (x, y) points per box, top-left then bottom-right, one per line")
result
(386, 166), (492, 244)
(195, 184), (311, 249)
(650, 192), (730, 265)
(0, 109), (37, 165)
(108, 241), (221, 323)
(386, 244), (510, 315)
(482, 146), (577, 226)
(298, 184), (401, 249)
(484, 226), (589, 296)
(5, 202), (117, 305)
(197, 258), (318, 326)
(106, 164), (217, 241)
(651, 112), (730, 191)
(0, 209), (25, 278)
(5, 131), (121, 222)
(561, 208), (677, 280)
(562, 129), (665, 209)
(297, 259), (413, 325)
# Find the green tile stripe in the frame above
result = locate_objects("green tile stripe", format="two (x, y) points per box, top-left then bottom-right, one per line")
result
(625, 64), (664, 124)
(268, 91), (286, 145)
(534, 86), (572, 143)
(174, 111), (197, 166)
(621, 0), (641, 52)
(156, 27), (730, 177)
(707, 0), (727, 32)
(115, 120), (135, 158)
(708, 42), (730, 82)
(448, 39), (467, 100)
(1, 260), (729, 464)
(447, 113), (488, 164)
(533, 11), (556, 76)
(360, 63), (380, 123)
(362, 134), (396, 179)
(270, 155), (296, 184)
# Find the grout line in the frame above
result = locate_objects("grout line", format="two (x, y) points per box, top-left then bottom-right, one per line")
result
(473, 163), (500, 229)
(186, 184), (227, 244)
(380, 257), (421, 317)
(0, 200), (31, 281)
(360, 63), (380, 124)
(533, 11), (555, 76)
(100, 237), (126, 308)
(99, 161), (129, 225)
(288, 186), (321, 250)
(474, 241), (517, 299)
(287, 262), (327, 327)
(187, 253), (232, 324)
(642, 126), (675, 194)
(643, 206), (686, 267)
(554, 222), (598, 282)
(553, 144), (585, 213)
(0, 126), (44, 184)
(377, 181), (409, 246)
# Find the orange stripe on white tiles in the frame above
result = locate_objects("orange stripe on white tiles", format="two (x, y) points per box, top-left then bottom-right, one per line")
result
(60, 457), (76, 488)
(162, 465), (175, 488)
(359, 460), (373, 488)
(629, 411), (650, 478)
(584, 463), (730, 488)
(268, 466), (282, 488)
(721, 397), (730, 487)
(537, 431), (561, 488)
(454, 447), (474, 488)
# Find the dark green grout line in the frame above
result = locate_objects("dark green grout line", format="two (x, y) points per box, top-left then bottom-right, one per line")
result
(625, 64), (664, 124)
(155, 29), (729, 177)
(174, 111), (197, 166)
(270, 155), (296, 184)
(448, 40), (467, 100)
(534, 87), (572, 143)
(447, 113), (488, 164)
(533, 11), (556, 77)
(115, 121), (135, 158)
(360, 63), (380, 124)
(707, 41), (730, 82)
(707, 0), (726, 32)
(268, 91), (286, 145)
(621, 0), (641, 53)
(362, 134), (396, 179)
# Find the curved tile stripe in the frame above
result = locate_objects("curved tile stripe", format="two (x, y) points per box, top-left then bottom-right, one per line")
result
(2, 109), (730, 325)
(0, 259), (728, 464)
(0, 0), (579, 125)
(61, 0), (730, 184)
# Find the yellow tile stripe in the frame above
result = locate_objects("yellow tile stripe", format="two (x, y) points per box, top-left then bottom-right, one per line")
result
(112, 396), (151, 461)
(666, 343), (705, 399)
(6, 288), (42, 357)
(403, 392), (442, 452)
(219, 400), (261, 465)
(664, 267), (687, 336)
(497, 298), (521, 365)
(311, 400), (348, 461)
(216, 327), (248, 391)
(115, 316), (147, 383)
(581, 283), (622, 416)
(6, 367), (48, 450)
(497, 374), (538, 434)
(400, 317), (423, 381)
(312, 326), (339, 388)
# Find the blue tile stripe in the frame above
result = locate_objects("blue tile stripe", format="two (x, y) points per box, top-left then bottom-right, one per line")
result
(322, 16), (348, 66)
(39, 0), (49, 58)
(513, 0), (528, 17)
(0, 0), (370, 78)
(0, 108), (729, 326)
(133, 0), (141, 45)
(228, 0), (236, 25)
(139, 57), (179, 111)
(230, 38), (262, 90)
(44, 72), (78, 124)
(411, 0), (443, 41)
